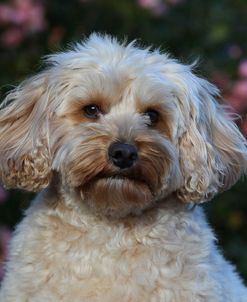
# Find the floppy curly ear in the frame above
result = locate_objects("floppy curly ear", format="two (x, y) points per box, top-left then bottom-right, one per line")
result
(175, 74), (247, 203)
(0, 72), (52, 191)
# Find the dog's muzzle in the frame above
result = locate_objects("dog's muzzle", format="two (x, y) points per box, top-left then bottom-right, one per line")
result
(108, 142), (138, 169)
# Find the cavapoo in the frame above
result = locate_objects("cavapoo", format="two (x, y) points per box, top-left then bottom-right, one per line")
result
(0, 34), (247, 302)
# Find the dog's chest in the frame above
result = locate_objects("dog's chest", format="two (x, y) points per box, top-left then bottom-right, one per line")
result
(22, 206), (219, 301)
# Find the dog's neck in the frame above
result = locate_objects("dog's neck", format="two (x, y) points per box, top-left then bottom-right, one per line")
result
(34, 183), (193, 230)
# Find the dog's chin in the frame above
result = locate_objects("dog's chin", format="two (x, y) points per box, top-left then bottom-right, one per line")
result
(82, 176), (154, 218)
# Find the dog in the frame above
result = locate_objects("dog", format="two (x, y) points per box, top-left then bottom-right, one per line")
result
(0, 34), (247, 302)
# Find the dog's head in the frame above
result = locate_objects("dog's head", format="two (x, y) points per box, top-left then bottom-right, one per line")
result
(0, 34), (246, 217)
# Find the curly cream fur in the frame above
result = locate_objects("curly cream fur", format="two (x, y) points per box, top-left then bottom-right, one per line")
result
(0, 34), (247, 301)
(0, 74), (52, 191)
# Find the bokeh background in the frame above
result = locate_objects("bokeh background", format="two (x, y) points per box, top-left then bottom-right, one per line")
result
(0, 0), (247, 283)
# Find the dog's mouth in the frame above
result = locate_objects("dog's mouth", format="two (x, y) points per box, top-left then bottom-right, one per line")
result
(81, 173), (155, 217)
(83, 170), (154, 196)
(99, 173), (151, 188)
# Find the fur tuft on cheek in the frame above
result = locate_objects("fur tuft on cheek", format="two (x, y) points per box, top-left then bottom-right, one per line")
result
(52, 126), (113, 187)
(135, 135), (181, 195)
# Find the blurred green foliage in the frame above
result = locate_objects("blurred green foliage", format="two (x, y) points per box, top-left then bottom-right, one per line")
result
(0, 0), (247, 283)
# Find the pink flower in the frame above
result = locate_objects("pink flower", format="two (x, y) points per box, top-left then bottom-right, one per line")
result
(0, 4), (14, 24)
(1, 27), (24, 48)
(226, 95), (245, 113)
(137, 0), (185, 15)
(239, 60), (247, 78)
(224, 80), (247, 115)
(212, 65), (247, 137)
(138, 0), (167, 16)
(14, 0), (46, 32)
(0, 227), (11, 280)
(0, 0), (46, 48)
(232, 80), (247, 101)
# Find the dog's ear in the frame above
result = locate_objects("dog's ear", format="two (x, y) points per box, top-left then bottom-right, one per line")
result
(174, 70), (247, 203)
(0, 72), (52, 191)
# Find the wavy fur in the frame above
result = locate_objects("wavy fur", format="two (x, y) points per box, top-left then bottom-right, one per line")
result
(0, 34), (246, 301)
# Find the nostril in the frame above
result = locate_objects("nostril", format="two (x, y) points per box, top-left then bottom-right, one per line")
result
(113, 150), (123, 160)
(130, 153), (138, 161)
(108, 143), (138, 169)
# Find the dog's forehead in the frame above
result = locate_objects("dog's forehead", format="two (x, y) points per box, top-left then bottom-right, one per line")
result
(49, 36), (184, 110)
(54, 52), (176, 114)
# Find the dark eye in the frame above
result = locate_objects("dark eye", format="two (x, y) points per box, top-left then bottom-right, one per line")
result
(145, 109), (159, 125)
(83, 104), (101, 119)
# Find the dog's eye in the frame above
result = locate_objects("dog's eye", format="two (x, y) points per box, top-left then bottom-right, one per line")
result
(145, 109), (159, 125)
(83, 104), (101, 119)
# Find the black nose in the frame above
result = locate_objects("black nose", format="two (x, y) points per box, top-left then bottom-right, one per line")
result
(108, 143), (138, 169)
